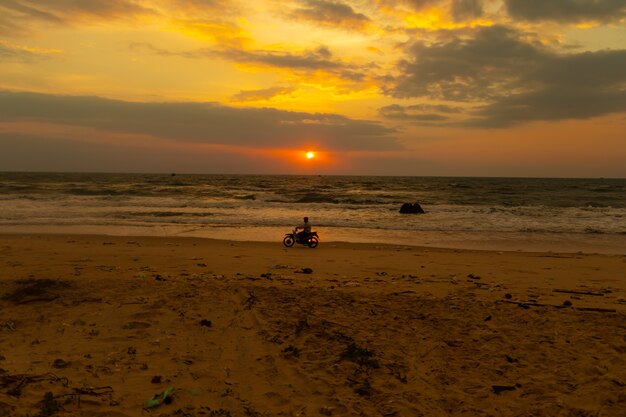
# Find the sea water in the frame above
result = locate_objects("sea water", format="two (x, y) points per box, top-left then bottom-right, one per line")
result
(1, 172), (625, 254)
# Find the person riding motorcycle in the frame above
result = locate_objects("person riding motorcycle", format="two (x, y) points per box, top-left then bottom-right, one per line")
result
(295, 217), (311, 243)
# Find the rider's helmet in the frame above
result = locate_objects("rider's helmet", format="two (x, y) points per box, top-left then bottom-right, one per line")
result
(303, 217), (309, 222)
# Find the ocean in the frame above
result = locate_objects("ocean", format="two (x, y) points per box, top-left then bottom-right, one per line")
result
(1, 172), (625, 254)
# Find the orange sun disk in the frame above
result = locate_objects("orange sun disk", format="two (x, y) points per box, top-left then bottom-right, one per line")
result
(306, 151), (315, 159)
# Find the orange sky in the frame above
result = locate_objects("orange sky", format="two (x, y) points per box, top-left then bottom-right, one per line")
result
(1, 0), (625, 176)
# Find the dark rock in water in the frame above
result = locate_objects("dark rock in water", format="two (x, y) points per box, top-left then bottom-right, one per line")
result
(399, 202), (425, 214)
(200, 319), (212, 327)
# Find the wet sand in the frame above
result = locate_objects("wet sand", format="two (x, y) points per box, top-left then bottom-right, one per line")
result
(1, 234), (625, 416)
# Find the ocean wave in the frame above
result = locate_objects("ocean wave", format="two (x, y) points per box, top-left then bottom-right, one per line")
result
(112, 211), (214, 219)
(2, 174), (626, 237)
(294, 194), (340, 204)
(582, 202), (612, 208)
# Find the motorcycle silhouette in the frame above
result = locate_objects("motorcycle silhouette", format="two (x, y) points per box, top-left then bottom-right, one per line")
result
(283, 229), (319, 248)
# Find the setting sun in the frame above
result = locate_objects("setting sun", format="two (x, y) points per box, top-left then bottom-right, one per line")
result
(306, 151), (315, 159)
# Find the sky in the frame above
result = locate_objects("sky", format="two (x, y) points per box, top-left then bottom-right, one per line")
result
(0, 0), (625, 177)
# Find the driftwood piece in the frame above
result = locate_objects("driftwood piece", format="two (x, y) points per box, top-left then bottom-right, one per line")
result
(575, 307), (617, 313)
(502, 300), (565, 309)
(55, 386), (114, 406)
(502, 300), (617, 313)
(553, 289), (605, 296)
(1, 373), (68, 396)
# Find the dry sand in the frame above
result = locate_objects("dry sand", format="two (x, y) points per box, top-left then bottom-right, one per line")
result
(1, 234), (625, 416)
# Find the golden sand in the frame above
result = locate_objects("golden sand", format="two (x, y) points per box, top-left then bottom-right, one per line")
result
(1, 234), (625, 416)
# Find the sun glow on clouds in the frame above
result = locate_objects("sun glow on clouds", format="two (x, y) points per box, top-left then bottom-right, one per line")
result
(404, 7), (494, 30)
(1, 0), (626, 176)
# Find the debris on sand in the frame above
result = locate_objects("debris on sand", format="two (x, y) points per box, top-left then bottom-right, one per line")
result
(51, 359), (69, 369)
(3, 279), (70, 304)
(341, 343), (379, 368)
(143, 386), (175, 409)
(492, 385), (518, 395)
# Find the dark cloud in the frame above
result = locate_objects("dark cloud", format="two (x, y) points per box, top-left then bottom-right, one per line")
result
(390, 26), (549, 101)
(401, 0), (441, 11)
(469, 49), (626, 127)
(389, 25), (626, 127)
(504, 0), (626, 23)
(231, 86), (297, 102)
(450, 0), (484, 21)
(217, 45), (343, 70)
(468, 86), (626, 128)
(0, 90), (399, 151)
(289, 0), (371, 30)
(132, 42), (369, 82)
(217, 45), (372, 82)
(0, 133), (294, 174)
(379, 103), (460, 122)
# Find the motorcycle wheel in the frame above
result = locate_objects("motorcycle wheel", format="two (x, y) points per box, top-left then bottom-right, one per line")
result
(307, 236), (319, 248)
(283, 236), (295, 247)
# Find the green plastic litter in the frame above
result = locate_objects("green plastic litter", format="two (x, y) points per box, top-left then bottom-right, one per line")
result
(144, 395), (161, 409)
(163, 387), (174, 399)
(143, 386), (175, 409)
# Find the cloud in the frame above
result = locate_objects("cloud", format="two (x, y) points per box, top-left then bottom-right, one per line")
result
(169, 18), (253, 47)
(231, 86), (298, 102)
(380, 0), (485, 21)
(390, 26), (549, 101)
(0, 0), (157, 36)
(450, 0), (484, 21)
(504, 0), (626, 23)
(388, 25), (626, 126)
(468, 49), (626, 127)
(379, 103), (461, 122)
(0, 132), (299, 174)
(170, 0), (239, 14)
(288, 0), (371, 30)
(132, 42), (370, 83)
(0, 42), (38, 62)
(214, 45), (373, 82)
(400, 0), (441, 11)
(217, 45), (342, 70)
(0, 90), (399, 151)
(0, 0), (249, 43)
(0, 0), (155, 24)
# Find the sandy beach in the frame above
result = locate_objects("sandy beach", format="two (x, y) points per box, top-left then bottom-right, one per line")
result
(1, 234), (625, 416)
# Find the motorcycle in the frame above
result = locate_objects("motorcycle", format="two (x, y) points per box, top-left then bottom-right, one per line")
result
(283, 229), (319, 248)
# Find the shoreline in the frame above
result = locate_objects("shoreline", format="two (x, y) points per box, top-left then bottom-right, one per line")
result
(2, 225), (625, 255)
(1, 233), (625, 416)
